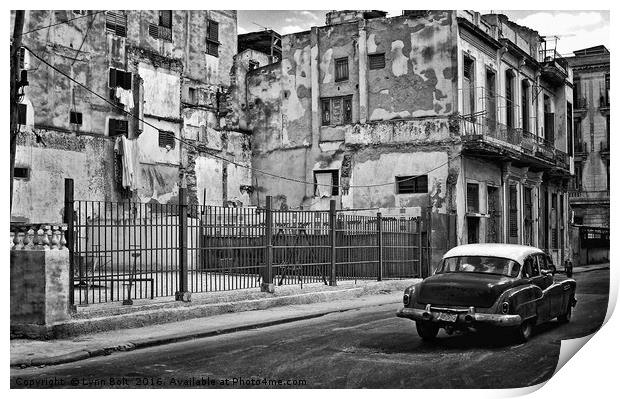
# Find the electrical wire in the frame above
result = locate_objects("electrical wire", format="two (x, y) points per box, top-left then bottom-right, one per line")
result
(17, 11), (106, 37)
(24, 44), (461, 191)
(70, 12), (97, 65)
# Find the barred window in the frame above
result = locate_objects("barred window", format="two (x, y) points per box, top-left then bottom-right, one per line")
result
(368, 53), (385, 70)
(321, 96), (352, 126)
(158, 130), (176, 149)
(206, 19), (219, 57)
(466, 183), (479, 213)
(109, 119), (129, 137)
(396, 175), (428, 194)
(106, 11), (127, 37)
(335, 57), (349, 82)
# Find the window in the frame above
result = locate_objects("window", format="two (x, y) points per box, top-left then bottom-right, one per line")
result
(188, 87), (197, 104)
(467, 217), (479, 244)
(109, 119), (128, 137)
(574, 162), (583, 190)
(509, 184), (518, 238)
(17, 103), (27, 125)
(149, 11), (172, 41)
(18, 47), (25, 69)
(521, 80), (530, 132)
(321, 96), (352, 126)
(396, 175), (428, 194)
(524, 187), (533, 246)
(335, 57), (349, 82)
(544, 95), (554, 143)
(463, 55), (475, 117)
(70, 111), (83, 125)
(105, 11), (127, 37)
(158, 130), (175, 149)
(567, 101), (573, 156)
(314, 170), (339, 197)
(206, 19), (219, 57)
(486, 69), (497, 129)
(466, 183), (479, 213)
(14, 167), (30, 180)
(368, 53), (385, 70)
(109, 68), (132, 90)
(505, 70), (515, 128)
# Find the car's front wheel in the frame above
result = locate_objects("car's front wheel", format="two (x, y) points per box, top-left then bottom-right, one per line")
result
(416, 321), (439, 341)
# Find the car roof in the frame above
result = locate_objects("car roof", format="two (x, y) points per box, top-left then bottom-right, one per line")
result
(442, 244), (544, 265)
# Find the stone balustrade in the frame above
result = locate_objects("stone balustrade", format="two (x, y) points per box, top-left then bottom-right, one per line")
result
(10, 223), (68, 251)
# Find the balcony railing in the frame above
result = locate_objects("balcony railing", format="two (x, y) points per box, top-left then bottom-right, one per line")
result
(460, 117), (570, 170)
(575, 142), (588, 153)
(574, 97), (588, 110)
(569, 190), (610, 200)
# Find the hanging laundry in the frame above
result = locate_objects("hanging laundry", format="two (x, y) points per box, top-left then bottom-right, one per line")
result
(114, 135), (139, 191)
(115, 87), (134, 111)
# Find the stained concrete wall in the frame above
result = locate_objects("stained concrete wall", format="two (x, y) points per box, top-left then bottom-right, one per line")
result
(11, 248), (71, 331)
(12, 10), (250, 223)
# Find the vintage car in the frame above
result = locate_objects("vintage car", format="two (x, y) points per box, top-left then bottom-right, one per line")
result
(397, 244), (577, 342)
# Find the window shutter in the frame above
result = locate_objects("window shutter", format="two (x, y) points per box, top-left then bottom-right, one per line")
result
(122, 71), (132, 90)
(369, 53), (385, 70)
(208, 19), (219, 42)
(109, 68), (117, 87)
(149, 23), (159, 39)
(159, 11), (172, 28)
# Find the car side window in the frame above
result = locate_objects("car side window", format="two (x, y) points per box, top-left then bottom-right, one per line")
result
(537, 254), (547, 271)
(523, 257), (533, 278)
(531, 255), (540, 276)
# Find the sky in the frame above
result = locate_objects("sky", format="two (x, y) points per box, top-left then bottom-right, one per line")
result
(238, 10), (610, 56)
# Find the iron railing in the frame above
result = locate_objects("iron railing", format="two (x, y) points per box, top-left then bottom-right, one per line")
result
(68, 189), (428, 305)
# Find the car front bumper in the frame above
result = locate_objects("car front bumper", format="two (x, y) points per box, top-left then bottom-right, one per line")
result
(396, 307), (522, 328)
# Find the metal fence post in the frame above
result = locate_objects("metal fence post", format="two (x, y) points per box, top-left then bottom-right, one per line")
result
(175, 185), (191, 301)
(329, 200), (337, 286)
(416, 217), (423, 278)
(261, 196), (274, 293)
(63, 178), (75, 310)
(377, 212), (383, 281)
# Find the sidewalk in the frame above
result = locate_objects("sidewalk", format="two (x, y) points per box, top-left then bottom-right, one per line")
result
(10, 290), (404, 369)
(572, 262), (609, 274)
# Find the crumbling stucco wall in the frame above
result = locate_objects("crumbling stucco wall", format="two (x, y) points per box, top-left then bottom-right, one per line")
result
(365, 11), (457, 120)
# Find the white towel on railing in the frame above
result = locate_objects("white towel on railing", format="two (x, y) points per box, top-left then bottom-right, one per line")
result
(315, 172), (333, 198)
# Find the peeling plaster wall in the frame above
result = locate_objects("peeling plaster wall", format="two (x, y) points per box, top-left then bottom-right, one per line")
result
(366, 12), (457, 121)
(12, 10), (245, 223)
(12, 130), (115, 223)
(341, 150), (450, 213)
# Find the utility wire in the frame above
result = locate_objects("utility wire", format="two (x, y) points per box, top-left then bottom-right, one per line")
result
(24, 45), (461, 190)
(70, 12), (97, 65)
(17, 11), (106, 37)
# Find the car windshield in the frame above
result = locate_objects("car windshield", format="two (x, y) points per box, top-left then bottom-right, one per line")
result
(439, 256), (521, 277)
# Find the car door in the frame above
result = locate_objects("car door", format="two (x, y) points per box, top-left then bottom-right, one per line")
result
(538, 254), (565, 319)
(523, 255), (550, 322)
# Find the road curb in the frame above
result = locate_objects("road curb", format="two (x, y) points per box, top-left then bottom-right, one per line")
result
(10, 304), (382, 369)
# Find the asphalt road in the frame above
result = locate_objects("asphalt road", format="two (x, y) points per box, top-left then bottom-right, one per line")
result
(11, 269), (609, 389)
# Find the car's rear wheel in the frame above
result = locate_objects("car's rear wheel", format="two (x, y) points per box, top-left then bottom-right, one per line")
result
(416, 321), (439, 341)
(515, 319), (534, 343)
(558, 303), (572, 323)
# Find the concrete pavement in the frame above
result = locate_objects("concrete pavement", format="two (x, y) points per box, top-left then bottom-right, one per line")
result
(10, 269), (610, 389)
(11, 281), (413, 368)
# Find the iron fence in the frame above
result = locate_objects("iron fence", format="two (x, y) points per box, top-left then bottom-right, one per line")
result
(68, 186), (428, 305)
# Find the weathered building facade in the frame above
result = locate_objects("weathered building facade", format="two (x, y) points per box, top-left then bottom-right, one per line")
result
(11, 10), (254, 224)
(565, 45), (610, 264)
(240, 10), (574, 266)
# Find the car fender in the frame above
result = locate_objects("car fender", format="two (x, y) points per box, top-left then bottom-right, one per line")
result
(496, 284), (543, 322)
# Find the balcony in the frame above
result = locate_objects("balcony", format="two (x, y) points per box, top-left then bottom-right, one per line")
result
(569, 190), (610, 205)
(574, 97), (588, 115)
(575, 141), (588, 154)
(539, 49), (569, 86)
(460, 117), (570, 172)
